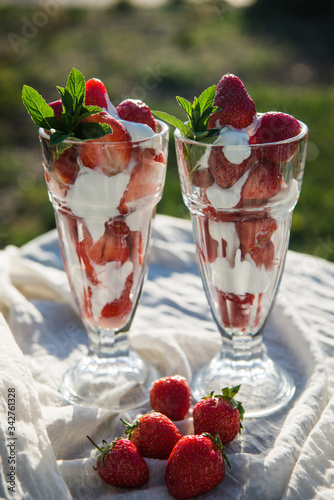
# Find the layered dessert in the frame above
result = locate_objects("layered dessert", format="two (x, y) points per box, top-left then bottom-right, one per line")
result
(158, 73), (307, 334)
(23, 69), (168, 333)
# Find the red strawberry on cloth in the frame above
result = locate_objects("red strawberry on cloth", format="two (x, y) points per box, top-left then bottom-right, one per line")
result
(85, 78), (109, 109)
(149, 375), (192, 421)
(121, 411), (182, 460)
(208, 73), (256, 130)
(87, 436), (149, 488)
(79, 111), (132, 172)
(116, 98), (156, 131)
(249, 111), (302, 163)
(165, 433), (230, 499)
(193, 386), (245, 445)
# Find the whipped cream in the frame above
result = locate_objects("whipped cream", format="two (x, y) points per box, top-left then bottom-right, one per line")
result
(208, 219), (240, 264)
(214, 127), (251, 165)
(212, 249), (270, 295)
(206, 168), (250, 209)
(90, 260), (134, 316)
(65, 166), (130, 242)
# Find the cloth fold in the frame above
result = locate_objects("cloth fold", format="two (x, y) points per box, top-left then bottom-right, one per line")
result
(0, 214), (333, 499)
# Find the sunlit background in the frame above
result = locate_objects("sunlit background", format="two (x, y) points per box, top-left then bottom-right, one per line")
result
(0, 0), (333, 260)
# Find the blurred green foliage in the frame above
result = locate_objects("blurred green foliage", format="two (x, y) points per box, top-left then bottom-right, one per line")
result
(0, 0), (333, 260)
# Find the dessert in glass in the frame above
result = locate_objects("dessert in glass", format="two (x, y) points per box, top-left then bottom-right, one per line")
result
(23, 69), (169, 410)
(157, 73), (308, 417)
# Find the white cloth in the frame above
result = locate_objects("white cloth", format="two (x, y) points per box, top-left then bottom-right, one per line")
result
(0, 214), (333, 499)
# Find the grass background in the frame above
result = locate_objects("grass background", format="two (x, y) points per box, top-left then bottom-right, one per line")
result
(0, 0), (333, 260)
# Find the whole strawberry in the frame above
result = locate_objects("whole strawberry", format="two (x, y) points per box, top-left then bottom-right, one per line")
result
(116, 98), (156, 131)
(121, 411), (182, 459)
(193, 386), (245, 445)
(165, 433), (230, 499)
(207, 73), (256, 130)
(87, 435), (149, 488)
(249, 111), (302, 163)
(149, 375), (192, 421)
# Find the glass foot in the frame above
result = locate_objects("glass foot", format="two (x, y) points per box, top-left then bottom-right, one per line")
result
(60, 350), (158, 411)
(191, 352), (295, 418)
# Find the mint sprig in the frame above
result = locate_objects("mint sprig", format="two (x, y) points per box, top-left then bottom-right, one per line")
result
(22, 68), (112, 149)
(153, 84), (220, 142)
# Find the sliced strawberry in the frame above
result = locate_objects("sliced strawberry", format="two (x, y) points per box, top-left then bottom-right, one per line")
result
(127, 230), (144, 266)
(249, 112), (302, 163)
(192, 168), (215, 189)
(116, 99), (156, 132)
(53, 146), (79, 186)
(208, 148), (252, 189)
(121, 148), (165, 204)
(207, 73), (256, 130)
(203, 219), (219, 263)
(240, 160), (282, 202)
(101, 272), (134, 319)
(236, 217), (277, 268)
(82, 286), (93, 319)
(49, 99), (62, 122)
(76, 231), (99, 285)
(89, 219), (129, 265)
(218, 291), (255, 330)
(79, 112), (132, 172)
(85, 78), (109, 109)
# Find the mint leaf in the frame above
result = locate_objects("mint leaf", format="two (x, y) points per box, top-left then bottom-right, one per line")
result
(22, 85), (60, 130)
(49, 130), (74, 146)
(197, 84), (216, 114)
(22, 68), (114, 146)
(66, 68), (85, 110)
(176, 96), (193, 120)
(153, 110), (194, 138)
(154, 84), (221, 142)
(76, 121), (112, 141)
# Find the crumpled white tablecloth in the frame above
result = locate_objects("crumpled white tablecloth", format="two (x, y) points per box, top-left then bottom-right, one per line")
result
(0, 214), (333, 500)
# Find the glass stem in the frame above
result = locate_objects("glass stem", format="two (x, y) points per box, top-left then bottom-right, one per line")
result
(219, 332), (265, 366)
(87, 329), (130, 358)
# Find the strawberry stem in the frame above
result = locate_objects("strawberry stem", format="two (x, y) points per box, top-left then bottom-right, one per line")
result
(86, 435), (103, 453)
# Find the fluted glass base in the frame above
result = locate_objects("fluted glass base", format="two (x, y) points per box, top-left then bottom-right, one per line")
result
(60, 349), (158, 411)
(192, 338), (295, 418)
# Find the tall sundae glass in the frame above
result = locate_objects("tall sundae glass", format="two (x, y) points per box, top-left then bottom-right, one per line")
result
(166, 74), (308, 417)
(23, 69), (169, 410)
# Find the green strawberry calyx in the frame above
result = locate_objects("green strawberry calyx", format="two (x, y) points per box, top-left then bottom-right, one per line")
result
(120, 416), (140, 439)
(22, 68), (112, 153)
(153, 85), (221, 142)
(202, 432), (231, 468)
(203, 385), (245, 431)
(87, 435), (116, 468)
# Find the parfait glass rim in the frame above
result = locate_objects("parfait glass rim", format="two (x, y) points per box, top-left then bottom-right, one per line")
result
(38, 118), (169, 147)
(174, 116), (308, 148)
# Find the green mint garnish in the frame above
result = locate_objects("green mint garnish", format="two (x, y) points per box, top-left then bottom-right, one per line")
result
(22, 68), (112, 150)
(153, 84), (221, 142)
